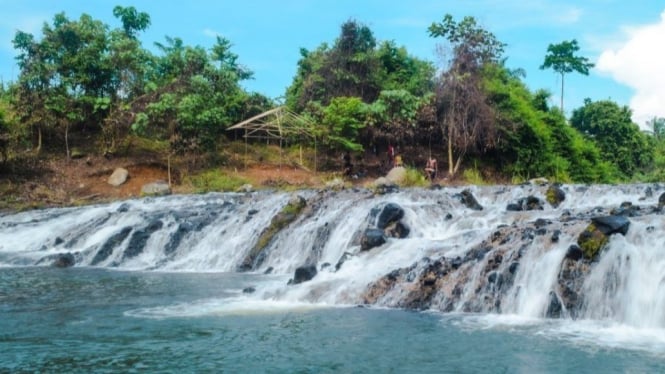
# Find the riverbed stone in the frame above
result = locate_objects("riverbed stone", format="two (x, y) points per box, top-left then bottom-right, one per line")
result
(291, 265), (317, 285)
(460, 189), (483, 211)
(360, 228), (386, 251)
(141, 181), (171, 196)
(546, 185), (566, 208)
(107, 168), (129, 186)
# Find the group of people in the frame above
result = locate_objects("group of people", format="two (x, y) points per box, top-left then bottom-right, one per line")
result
(344, 145), (438, 183)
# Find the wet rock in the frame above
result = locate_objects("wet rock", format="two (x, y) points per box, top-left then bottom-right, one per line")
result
(92, 226), (132, 265)
(242, 286), (256, 294)
(659, 192), (665, 209)
(534, 218), (549, 228)
(123, 220), (163, 260)
(507, 196), (544, 211)
(546, 291), (563, 318)
(291, 265), (317, 285)
(551, 229), (561, 243)
(460, 189), (483, 211)
(374, 203), (404, 229)
(546, 185), (566, 208)
(263, 267), (274, 275)
(335, 252), (354, 271)
(320, 262), (331, 270)
(372, 177), (398, 194)
(51, 252), (76, 268)
(360, 228), (386, 251)
(54, 237), (64, 246)
(107, 168), (129, 187)
(565, 245), (584, 261)
(591, 215), (630, 236)
(554, 258), (591, 318)
(117, 203), (130, 213)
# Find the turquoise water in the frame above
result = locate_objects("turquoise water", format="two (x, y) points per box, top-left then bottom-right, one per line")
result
(1, 267), (663, 373)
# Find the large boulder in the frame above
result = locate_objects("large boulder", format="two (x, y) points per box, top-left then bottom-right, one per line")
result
(107, 168), (129, 186)
(141, 180), (171, 196)
(386, 166), (407, 185)
(291, 265), (317, 285)
(546, 185), (566, 208)
(52, 252), (76, 268)
(659, 192), (665, 209)
(577, 215), (630, 259)
(360, 228), (386, 251)
(375, 202), (405, 229)
(460, 189), (483, 211)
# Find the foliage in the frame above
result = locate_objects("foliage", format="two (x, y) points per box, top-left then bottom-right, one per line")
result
(540, 39), (594, 112)
(321, 97), (367, 151)
(570, 99), (654, 178)
(401, 167), (428, 187)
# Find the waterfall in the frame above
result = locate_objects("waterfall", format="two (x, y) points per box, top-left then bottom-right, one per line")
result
(1, 183), (663, 328)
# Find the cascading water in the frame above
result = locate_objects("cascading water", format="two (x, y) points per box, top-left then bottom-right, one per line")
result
(1, 183), (663, 332)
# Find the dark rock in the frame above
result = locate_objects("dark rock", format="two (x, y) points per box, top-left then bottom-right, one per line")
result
(248, 209), (259, 215)
(546, 291), (563, 318)
(373, 203), (405, 229)
(508, 196), (544, 211)
(117, 203), (130, 213)
(335, 252), (354, 271)
(360, 228), (386, 251)
(659, 192), (665, 209)
(551, 229), (561, 243)
(451, 256), (463, 269)
(460, 189), (483, 210)
(242, 287), (256, 294)
(546, 185), (566, 208)
(565, 245), (584, 261)
(54, 237), (64, 246)
(92, 226), (132, 265)
(508, 262), (519, 274)
(429, 183), (442, 190)
(534, 218), (549, 228)
(52, 253), (75, 268)
(445, 213), (453, 220)
(591, 215), (630, 236)
(123, 220), (163, 259)
(264, 267), (274, 275)
(320, 262), (331, 270)
(291, 265), (317, 285)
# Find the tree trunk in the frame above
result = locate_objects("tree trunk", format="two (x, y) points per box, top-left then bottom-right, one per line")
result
(560, 72), (565, 114)
(36, 125), (42, 154)
(447, 124), (454, 176)
(65, 122), (70, 159)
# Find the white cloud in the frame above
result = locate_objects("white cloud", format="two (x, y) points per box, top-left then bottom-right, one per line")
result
(202, 28), (220, 38)
(596, 10), (665, 126)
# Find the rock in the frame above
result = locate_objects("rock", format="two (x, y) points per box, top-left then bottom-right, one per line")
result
(107, 168), (129, 187)
(141, 181), (171, 196)
(360, 228), (386, 251)
(565, 245), (584, 261)
(374, 203), (405, 229)
(546, 185), (566, 208)
(551, 229), (561, 243)
(263, 267), (274, 274)
(386, 166), (407, 185)
(576, 216), (629, 260)
(591, 215), (630, 236)
(546, 291), (563, 318)
(460, 189), (483, 211)
(373, 177), (398, 194)
(236, 184), (254, 193)
(242, 286), (256, 294)
(507, 196), (544, 211)
(658, 192), (665, 209)
(123, 220), (163, 259)
(291, 265), (317, 285)
(335, 252), (354, 271)
(52, 252), (75, 268)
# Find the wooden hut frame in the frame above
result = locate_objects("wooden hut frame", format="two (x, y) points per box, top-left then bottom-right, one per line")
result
(227, 106), (318, 171)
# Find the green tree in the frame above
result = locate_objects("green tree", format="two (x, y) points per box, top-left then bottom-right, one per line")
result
(540, 39), (594, 113)
(429, 14), (505, 176)
(570, 99), (653, 178)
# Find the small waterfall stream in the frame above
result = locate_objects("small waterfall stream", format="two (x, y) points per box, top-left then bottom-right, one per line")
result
(1, 183), (663, 330)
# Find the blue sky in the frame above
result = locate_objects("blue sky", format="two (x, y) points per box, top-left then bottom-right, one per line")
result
(1, 1), (664, 125)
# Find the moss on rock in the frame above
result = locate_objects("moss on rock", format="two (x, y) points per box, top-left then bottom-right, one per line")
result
(577, 223), (608, 260)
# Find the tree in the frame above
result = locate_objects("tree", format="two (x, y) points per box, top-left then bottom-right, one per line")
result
(647, 117), (665, 141)
(429, 14), (505, 176)
(570, 99), (653, 178)
(540, 39), (594, 114)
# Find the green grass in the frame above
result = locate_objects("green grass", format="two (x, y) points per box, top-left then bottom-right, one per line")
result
(463, 167), (486, 185)
(185, 169), (250, 192)
(402, 167), (429, 187)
